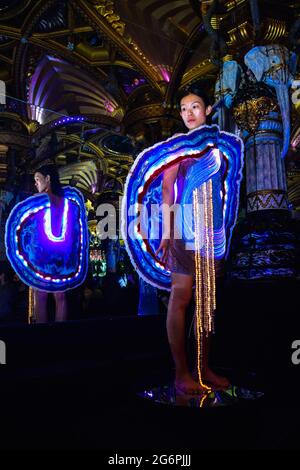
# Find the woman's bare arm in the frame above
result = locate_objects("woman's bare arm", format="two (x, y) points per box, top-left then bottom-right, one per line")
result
(155, 164), (179, 261)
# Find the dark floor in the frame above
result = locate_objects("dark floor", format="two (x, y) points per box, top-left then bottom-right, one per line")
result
(0, 279), (300, 450)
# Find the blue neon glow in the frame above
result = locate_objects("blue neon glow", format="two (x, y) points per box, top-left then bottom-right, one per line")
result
(122, 124), (244, 290)
(44, 198), (69, 242)
(5, 187), (89, 292)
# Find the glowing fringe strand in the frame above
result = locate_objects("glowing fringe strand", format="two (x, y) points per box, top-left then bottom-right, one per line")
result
(193, 179), (216, 391)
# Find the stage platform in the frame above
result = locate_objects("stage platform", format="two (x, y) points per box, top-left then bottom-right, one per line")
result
(0, 279), (299, 450)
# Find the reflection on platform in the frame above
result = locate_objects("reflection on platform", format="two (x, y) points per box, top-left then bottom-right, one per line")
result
(139, 384), (264, 408)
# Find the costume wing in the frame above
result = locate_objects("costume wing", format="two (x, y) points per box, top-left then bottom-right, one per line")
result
(121, 125), (244, 290)
(5, 186), (89, 292)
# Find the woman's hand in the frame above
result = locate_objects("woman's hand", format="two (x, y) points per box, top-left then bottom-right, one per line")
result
(155, 238), (170, 264)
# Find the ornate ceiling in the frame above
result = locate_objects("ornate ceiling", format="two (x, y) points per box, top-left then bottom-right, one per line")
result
(0, 0), (299, 202)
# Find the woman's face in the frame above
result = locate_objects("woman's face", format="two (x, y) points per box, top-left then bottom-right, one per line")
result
(180, 93), (211, 130)
(34, 172), (50, 193)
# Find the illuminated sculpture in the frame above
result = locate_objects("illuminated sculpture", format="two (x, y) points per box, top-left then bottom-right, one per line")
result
(5, 186), (89, 292)
(200, 0), (300, 281)
(214, 46), (298, 279)
(122, 124), (244, 291)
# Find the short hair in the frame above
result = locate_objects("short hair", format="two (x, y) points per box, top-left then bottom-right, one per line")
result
(176, 84), (211, 109)
(35, 164), (63, 197)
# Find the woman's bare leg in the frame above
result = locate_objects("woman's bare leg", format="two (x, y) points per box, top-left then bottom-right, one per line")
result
(201, 334), (230, 388)
(193, 273), (230, 389)
(167, 273), (206, 394)
(54, 292), (67, 322)
(34, 290), (48, 323)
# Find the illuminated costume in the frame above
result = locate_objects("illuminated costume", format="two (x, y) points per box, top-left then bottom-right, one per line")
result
(122, 124), (243, 388)
(167, 157), (225, 277)
(5, 186), (89, 292)
(122, 124), (244, 291)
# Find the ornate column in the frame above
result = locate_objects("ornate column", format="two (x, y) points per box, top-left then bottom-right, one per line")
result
(0, 144), (8, 186)
(228, 83), (297, 279)
(233, 87), (289, 214)
(0, 113), (31, 259)
(0, 145), (10, 259)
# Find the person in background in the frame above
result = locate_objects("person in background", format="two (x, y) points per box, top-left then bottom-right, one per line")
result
(33, 164), (67, 322)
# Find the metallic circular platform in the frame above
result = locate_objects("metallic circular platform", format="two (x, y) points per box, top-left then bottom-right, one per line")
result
(139, 384), (264, 408)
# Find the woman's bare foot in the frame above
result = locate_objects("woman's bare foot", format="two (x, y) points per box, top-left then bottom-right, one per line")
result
(202, 369), (230, 389)
(175, 374), (211, 395)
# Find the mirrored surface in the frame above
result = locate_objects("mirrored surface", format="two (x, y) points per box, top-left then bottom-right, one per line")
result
(139, 384), (264, 408)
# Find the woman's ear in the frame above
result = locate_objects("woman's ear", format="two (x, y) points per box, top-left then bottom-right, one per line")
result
(206, 105), (212, 116)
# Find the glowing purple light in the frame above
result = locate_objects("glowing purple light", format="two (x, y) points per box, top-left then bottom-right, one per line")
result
(104, 100), (115, 113)
(44, 198), (69, 242)
(14, 196), (85, 284)
(157, 65), (171, 83)
(50, 116), (86, 128)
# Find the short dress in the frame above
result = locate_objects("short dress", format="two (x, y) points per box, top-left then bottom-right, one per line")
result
(167, 157), (225, 278)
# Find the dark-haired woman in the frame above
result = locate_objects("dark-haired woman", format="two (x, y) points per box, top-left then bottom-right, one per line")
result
(33, 165), (67, 322)
(156, 85), (230, 394)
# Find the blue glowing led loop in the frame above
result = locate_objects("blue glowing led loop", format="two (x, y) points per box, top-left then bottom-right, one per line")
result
(5, 186), (89, 292)
(122, 124), (244, 290)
